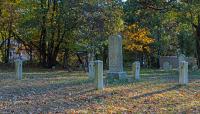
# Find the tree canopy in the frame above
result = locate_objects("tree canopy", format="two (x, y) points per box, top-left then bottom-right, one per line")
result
(1, 0), (200, 68)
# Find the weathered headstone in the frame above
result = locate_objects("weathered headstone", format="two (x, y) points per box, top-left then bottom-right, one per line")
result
(88, 61), (95, 79)
(15, 59), (23, 80)
(178, 54), (186, 63)
(88, 53), (94, 62)
(52, 66), (56, 70)
(94, 60), (104, 90)
(132, 61), (140, 80)
(160, 56), (197, 69)
(179, 61), (188, 85)
(107, 34), (126, 79)
(163, 61), (171, 70)
(192, 65), (198, 71)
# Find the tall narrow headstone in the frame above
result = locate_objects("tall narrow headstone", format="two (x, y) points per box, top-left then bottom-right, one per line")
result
(15, 59), (23, 80)
(88, 61), (95, 79)
(88, 53), (94, 62)
(132, 61), (140, 80)
(108, 34), (126, 79)
(179, 61), (188, 85)
(94, 60), (104, 90)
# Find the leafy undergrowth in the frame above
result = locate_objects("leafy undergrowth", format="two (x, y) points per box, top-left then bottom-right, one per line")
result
(0, 70), (199, 113)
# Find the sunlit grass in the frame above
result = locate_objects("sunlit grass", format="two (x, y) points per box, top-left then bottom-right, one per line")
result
(0, 69), (199, 113)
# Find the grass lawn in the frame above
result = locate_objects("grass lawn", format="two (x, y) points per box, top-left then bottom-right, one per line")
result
(0, 69), (199, 113)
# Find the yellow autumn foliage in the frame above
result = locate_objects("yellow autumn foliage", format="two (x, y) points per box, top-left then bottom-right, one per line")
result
(123, 23), (155, 52)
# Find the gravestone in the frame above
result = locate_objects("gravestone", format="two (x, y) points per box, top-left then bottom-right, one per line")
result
(163, 61), (171, 70)
(94, 60), (104, 90)
(179, 61), (188, 85)
(178, 54), (186, 63)
(88, 53), (94, 62)
(52, 66), (56, 70)
(88, 61), (95, 79)
(132, 61), (140, 80)
(192, 65), (198, 71)
(15, 59), (23, 80)
(160, 56), (197, 69)
(107, 34), (126, 79)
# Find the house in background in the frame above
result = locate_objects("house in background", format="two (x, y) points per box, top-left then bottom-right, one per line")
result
(1, 39), (30, 63)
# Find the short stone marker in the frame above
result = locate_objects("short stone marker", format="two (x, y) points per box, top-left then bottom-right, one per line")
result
(163, 61), (171, 70)
(179, 61), (188, 85)
(94, 60), (104, 90)
(88, 61), (95, 79)
(192, 65), (198, 71)
(178, 54), (186, 63)
(15, 59), (23, 80)
(132, 61), (140, 80)
(107, 34), (126, 79)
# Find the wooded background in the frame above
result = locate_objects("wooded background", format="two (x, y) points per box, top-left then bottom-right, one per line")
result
(0, 0), (200, 69)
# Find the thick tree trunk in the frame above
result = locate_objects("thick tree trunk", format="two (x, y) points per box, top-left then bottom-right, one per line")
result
(5, 38), (10, 63)
(157, 29), (161, 68)
(5, 26), (12, 63)
(192, 15), (200, 68)
(41, 15), (47, 65)
(195, 16), (200, 68)
(196, 39), (200, 68)
(47, 39), (62, 68)
(103, 47), (108, 68)
(47, 54), (53, 68)
(39, 2), (47, 67)
(63, 48), (69, 69)
(5, 10), (13, 63)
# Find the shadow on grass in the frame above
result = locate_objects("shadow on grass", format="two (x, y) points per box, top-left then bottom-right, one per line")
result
(0, 80), (97, 113)
(132, 85), (182, 99)
(0, 71), (87, 80)
(105, 78), (141, 86)
(0, 78), (93, 100)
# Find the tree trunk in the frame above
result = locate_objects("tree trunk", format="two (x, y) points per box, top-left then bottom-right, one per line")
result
(195, 16), (200, 68)
(103, 47), (108, 68)
(5, 25), (12, 63)
(157, 29), (161, 68)
(63, 48), (69, 69)
(5, 38), (10, 63)
(29, 42), (33, 62)
(39, 2), (47, 67)
(195, 39), (200, 68)
(47, 54), (53, 68)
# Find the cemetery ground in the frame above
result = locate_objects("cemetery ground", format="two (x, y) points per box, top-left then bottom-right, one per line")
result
(0, 69), (200, 113)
